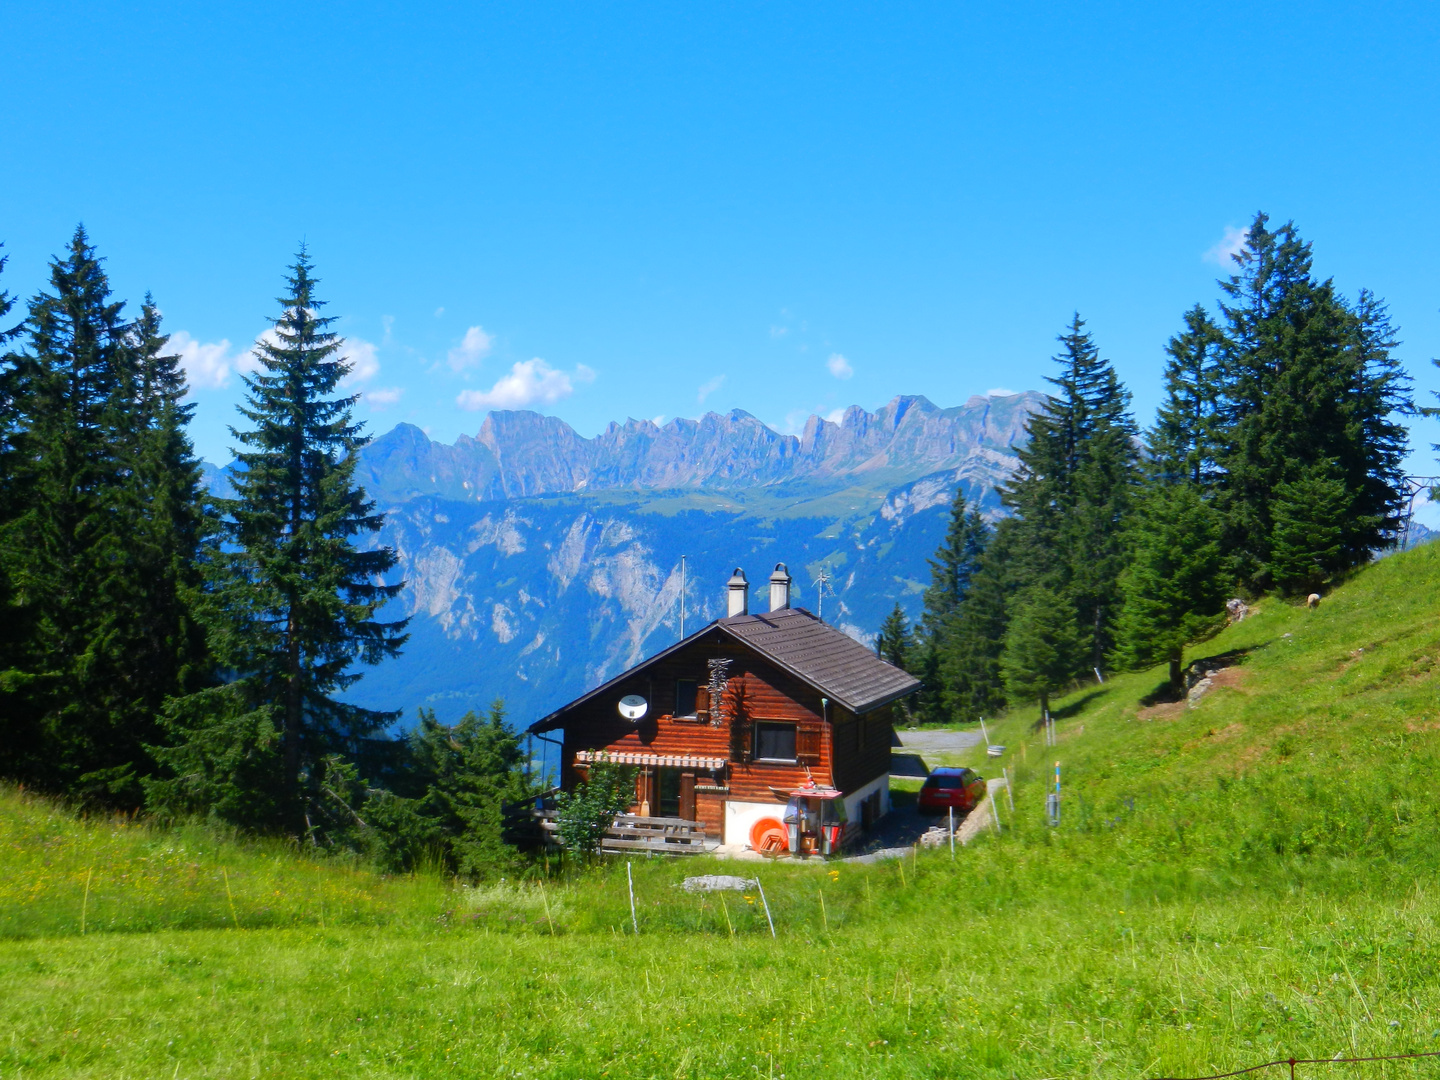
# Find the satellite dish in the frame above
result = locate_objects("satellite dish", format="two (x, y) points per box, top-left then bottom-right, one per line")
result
(618, 695), (648, 722)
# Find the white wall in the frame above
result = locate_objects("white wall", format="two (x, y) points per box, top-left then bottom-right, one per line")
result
(724, 799), (787, 847)
(725, 774), (891, 849)
(843, 772), (890, 827)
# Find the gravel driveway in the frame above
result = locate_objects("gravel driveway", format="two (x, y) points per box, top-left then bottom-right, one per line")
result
(894, 726), (983, 764)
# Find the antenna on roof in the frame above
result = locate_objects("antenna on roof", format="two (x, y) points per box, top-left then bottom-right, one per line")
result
(814, 565), (835, 622)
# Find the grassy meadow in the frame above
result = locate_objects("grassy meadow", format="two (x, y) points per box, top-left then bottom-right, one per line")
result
(6, 543), (1440, 1078)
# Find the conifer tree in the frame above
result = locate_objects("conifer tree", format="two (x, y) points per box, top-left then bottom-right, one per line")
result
(919, 489), (988, 636)
(1111, 482), (1228, 691)
(1000, 583), (1084, 722)
(150, 248), (407, 837)
(367, 701), (534, 874)
(1214, 214), (1410, 587)
(876, 603), (915, 669)
(108, 299), (213, 762)
(0, 242), (34, 769)
(0, 232), (211, 803)
(1151, 305), (1225, 487)
(1266, 462), (1351, 596)
(0, 228), (169, 800)
(1001, 315), (1139, 671)
(912, 489), (989, 722)
(938, 517), (1015, 722)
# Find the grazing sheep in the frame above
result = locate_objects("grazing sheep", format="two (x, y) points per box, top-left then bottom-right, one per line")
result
(1307, 593), (1321, 609)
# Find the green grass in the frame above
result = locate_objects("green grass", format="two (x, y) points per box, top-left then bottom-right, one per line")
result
(7, 545), (1440, 1078)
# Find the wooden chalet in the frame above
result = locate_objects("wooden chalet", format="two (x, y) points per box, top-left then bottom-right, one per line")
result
(527, 564), (920, 852)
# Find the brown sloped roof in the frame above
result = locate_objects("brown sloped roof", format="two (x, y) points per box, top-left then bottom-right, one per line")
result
(716, 607), (920, 714)
(528, 606), (918, 732)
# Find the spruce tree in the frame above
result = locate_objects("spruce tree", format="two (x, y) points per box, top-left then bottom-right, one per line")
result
(1267, 462), (1351, 596)
(919, 489), (988, 635)
(115, 299), (213, 757)
(1000, 583), (1085, 722)
(912, 489), (989, 722)
(0, 228), (172, 801)
(370, 701), (534, 875)
(150, 248), (407, 838)
(1000, 315), (1139, 672)
(1215, 214), (1411, 587)
(1111, 482), (1228, 691)
(876, 603), (915, 669)
(938, 517), (1015, 722)
(0, 242), (35, 772)
(1151, 305), (1225, 487)
(0, 232), (212, 803)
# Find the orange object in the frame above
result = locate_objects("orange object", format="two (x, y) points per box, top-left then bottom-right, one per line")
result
(750, 817), (789, 852)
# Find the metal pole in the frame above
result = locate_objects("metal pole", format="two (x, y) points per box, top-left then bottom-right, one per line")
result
(757, 880), (776, 938)
(627, 861), (639, 934)
(948, 806), (955, 859)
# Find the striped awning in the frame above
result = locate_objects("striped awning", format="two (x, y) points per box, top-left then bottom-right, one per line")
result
(575, 750), (727, 770)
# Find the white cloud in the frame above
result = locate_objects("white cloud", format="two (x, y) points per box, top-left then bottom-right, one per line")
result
(238, 329), (276, 376)
(170, 331), (239, 391)
(697, 375), (726, 404)
(986, 386), (1017, 397)
(365, 386), (404, 409)
(826, 353), (854, 380)
(434, 306), (445, 318)
(651, 414), (666, 426)
(769, 325), (789, 339)
(455, 358), (595, 411)
(1204, 225), (1250, 266)
(175, 328), (382, 392)
(341, 338), (381, 386)
(824, 407), (846, 424)
(448, 325), (494, 371)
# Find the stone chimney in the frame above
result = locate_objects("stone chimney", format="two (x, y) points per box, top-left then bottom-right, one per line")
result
(769, 562), (791, 612)
(726, 568), (749, 618)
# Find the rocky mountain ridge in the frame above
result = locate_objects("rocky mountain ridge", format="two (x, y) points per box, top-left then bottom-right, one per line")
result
(355, 392), (1041, 504)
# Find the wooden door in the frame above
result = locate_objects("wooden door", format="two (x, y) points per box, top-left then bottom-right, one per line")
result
(679, 772), (696, 821)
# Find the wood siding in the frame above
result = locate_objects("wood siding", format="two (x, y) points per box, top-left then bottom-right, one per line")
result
(554, 627), (897, 838)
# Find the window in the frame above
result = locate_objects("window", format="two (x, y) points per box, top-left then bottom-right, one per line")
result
(754, 722), (798, 763)
(675, 680), (698, 717)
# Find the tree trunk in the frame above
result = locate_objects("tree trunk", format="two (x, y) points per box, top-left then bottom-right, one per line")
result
(1168, 652), (1183, 695)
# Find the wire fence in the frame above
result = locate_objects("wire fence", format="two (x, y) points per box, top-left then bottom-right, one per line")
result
(1153, 1050), (1440, 1080)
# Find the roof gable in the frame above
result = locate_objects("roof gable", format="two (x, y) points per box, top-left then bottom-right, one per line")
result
(715, 608), (920, 714)
(528, 607), (919, 732)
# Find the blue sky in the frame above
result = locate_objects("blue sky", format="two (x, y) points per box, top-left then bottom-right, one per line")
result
(5, 2), (1440, 500)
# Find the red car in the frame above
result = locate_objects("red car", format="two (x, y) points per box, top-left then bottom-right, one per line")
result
(918, 767), (986, 815)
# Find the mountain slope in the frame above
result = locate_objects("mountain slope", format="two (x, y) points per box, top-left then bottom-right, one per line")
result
(949, 537), (1440, 866)
(342, 392), (1042, 723)
(206, 391), (1043, 724)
